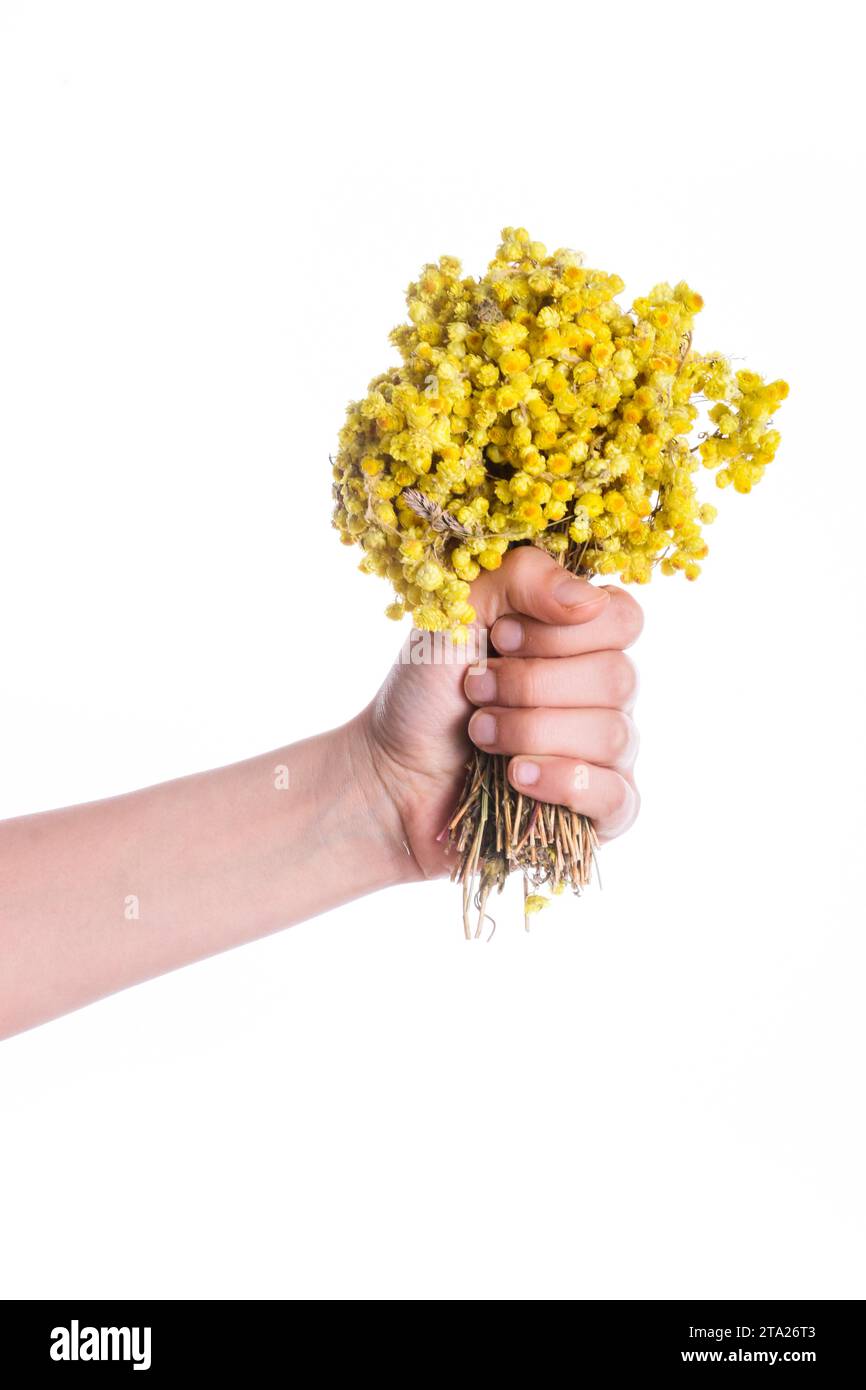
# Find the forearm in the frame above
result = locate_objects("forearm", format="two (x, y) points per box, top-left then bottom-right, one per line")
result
(0, 716), (415, 1038)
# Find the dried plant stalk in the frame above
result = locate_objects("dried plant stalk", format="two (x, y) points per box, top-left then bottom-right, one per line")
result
(444, 539), (599, 938)
(446, 746), (597, 939)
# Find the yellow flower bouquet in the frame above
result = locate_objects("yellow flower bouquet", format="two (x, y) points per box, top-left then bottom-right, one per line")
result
(333, 228), (787, 932)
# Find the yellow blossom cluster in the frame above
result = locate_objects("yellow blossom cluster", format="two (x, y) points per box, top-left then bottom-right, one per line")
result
(333, 228), (788, 630)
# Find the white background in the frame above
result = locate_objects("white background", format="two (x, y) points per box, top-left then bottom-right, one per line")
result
(1, 0), (864, 1299)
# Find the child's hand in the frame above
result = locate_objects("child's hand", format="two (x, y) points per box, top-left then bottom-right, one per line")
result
(357, 546), (643, 880)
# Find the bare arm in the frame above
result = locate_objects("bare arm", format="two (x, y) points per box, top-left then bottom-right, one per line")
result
(1, 550), (641, 1039)
(0, 719), (416, 1038)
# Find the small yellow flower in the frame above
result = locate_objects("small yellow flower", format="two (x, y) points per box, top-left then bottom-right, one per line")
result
(499, 348), (532, 376)
(524, 895), (549, 915)
(517, 501), (544, 525)
(477, 548), (503, 570)
(547, 452), (572, 476)
(416, 560), (445, 591)
(578, 492), (605, 517)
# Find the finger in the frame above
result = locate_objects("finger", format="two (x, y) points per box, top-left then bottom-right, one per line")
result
(468, 706), (638, 771)
(464, 650), (639, 711)
(507, 755), (640, 841)
(490, 586), (644, 659)
(470, 545), (609, 629)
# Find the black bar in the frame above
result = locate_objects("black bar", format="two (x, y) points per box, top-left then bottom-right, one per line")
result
(1, 1299), (863, 1374)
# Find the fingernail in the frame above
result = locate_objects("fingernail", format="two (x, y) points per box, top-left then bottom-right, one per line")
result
(465, 670), (496, 703)
(469, 712), (497, 746)
(494, 618), (523, 652)
(553, 575), (606, 608)
(512, 759), (540, 787)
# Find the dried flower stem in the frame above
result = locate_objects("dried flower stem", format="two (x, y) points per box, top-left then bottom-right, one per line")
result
(446, 745), (597, 937)
(444, 539), (599, 935)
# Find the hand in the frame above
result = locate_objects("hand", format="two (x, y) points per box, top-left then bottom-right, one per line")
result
(355, 546), (643, 881)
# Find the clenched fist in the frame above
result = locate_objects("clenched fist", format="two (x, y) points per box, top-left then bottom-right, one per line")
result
(360, 546), (643, 881)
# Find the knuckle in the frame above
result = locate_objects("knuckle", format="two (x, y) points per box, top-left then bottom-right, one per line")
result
(603, 651), (639, 707)
(604, 711), (635, 763)
(605, 775), (633, 821)
(504, 545), (535, 586)
(506, 706), (542, 751)
(498, 656), (543, 705)
(613, 593), (645, 648)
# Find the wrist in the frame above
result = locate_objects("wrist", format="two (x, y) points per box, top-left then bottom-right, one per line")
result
(327, 715), (424, 890)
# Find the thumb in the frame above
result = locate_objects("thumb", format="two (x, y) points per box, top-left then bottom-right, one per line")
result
(469, 544), (609, 629)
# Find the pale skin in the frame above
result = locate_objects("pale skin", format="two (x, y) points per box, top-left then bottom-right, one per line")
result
(0, 548), (642, 1039)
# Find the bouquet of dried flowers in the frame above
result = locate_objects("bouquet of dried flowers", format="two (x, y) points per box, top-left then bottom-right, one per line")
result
(333, 228), (786, 932)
